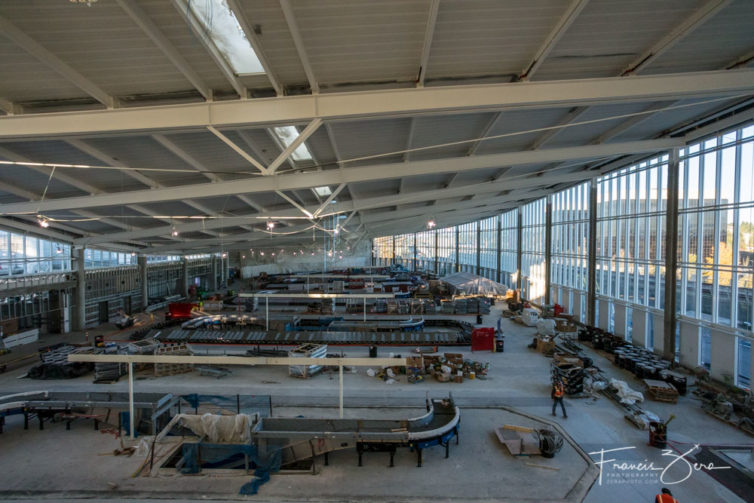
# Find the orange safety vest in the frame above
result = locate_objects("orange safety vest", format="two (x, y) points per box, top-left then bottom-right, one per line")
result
(554, 385), (564, 398)
(655, 494), (678, 503)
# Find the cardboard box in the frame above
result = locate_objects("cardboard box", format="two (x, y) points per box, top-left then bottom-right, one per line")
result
(454, 375), (463, 384)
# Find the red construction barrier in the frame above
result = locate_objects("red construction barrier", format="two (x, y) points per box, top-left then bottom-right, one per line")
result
(166, 302), (197, 320)
(471, 327), (495, 352)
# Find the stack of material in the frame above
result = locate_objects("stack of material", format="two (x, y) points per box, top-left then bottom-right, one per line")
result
(154, 343), (192, 377)
(454, 298), (468, 314)
(551, 355), (585, 395)
(644, 379), (679, 403)
(288, 343), (327, 378)
(421, 299), (436, 314)
(28, 344), (97, 380)
(441, 300), (454, 314)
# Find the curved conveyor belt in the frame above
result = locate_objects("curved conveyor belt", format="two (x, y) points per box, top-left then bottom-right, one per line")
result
(252, 398), (460, 467)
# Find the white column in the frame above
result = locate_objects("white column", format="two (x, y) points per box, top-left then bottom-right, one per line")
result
(128, 362), (135, 440)
(265, 298), (269, 330)
(339, 364), (344, 418)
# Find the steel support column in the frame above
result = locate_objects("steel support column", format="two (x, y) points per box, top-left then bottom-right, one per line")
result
(496, 215), (502, 283)
(181, 258), (189, 298)
(138, 256), (148, 310)
(74, 247), (86, 331)
(545, 197), (553, 305)
(663, 148), (681, 360)
(516, 210), (523, 292)
(413, 233), (417, 271)
(476, 221), (481, 276)
(455, 227), (460, 272)
(434, 230), (439, 275)
(211, 256), (218, 291)
(587, 179), (598, 326)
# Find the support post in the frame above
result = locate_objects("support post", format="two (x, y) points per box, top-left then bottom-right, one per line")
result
(211, 255), (218, 291)
(476, 220), (481, 276)
(265, 298), (269, 330)
(413, 233), (417, 272)
(363, 297), (367, 322)
(663, 147), (680, 361)
(545, 197), (553, 305)
(138, 256), (148, 310)
(339, 364), (344, 418)
(434, 229), (439, 275)
(516, 210), (523, 292)
(74, 247), (86, 331)
(391, 236), (396, 266)
(181, 258), (189, 298)
(587, 179), (598, 326)
(455, 227), (460, 272)
(128, 362), (135, 440)
(496, 215), (502, 283)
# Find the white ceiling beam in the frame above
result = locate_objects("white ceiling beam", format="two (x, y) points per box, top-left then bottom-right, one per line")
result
(0, 98), (22, 116)
(171, 0), (247, 98)
(530, 106), (589, 150)
(324, 123), (344, 168)
(275, 190), (314, 218)
(519, 0), (590, 81)
(2, 138), (681, 215)
(0, 217), (74, 242)
(116, 0), (212, 100)
(592, 101), (677, 144)
(227, 0), (283, 96)
(0, 15), (116, 108)
(416, 0), (440, 87)
(621, 0), (733, 76)
(151, 134), (221, 182)
(466, 112), (502, 157)
(312, 183), (345, 217)
(65, 139), (159, 188)
(279, 0), (318, 93)
(2, 69), (752, 139)
(76, 166), (596, 246)
(236, 194), (265, 213)
(207, 126), (268, 174)
(267, 119), (322, 174)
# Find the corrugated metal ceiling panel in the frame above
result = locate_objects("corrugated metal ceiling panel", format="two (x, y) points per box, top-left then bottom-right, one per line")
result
(426, 0), (565, 82)
(533, 0), (707, 80)
(289, 0), (429, 86)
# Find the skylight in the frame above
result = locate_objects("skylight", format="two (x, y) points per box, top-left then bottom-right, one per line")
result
(272, 126), (314, 162)
(188, 0), (265, 75)
(313, 186), (332, 197)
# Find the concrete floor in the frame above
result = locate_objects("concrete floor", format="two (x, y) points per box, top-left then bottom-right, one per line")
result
(0, 305), (751, 502)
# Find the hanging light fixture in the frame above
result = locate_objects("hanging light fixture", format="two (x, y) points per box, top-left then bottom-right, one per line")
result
(427, 219), (436, 229)
(37, 216), (50, 228)
(266, 220), (275, 230)
(171, 226), (179, 237)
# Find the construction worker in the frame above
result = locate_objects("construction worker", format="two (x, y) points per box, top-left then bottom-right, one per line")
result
(551, 380), (567, 418)
(655, 488), (678, 503)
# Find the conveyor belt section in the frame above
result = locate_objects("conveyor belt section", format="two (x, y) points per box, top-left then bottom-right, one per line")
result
(155, 328), (466, 345)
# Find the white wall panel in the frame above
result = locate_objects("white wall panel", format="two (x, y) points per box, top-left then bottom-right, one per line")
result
(614, 304), (626, 339)
(632, 309), (646, 348)
(709, 329), (736, 382)
(678, 320), (700, 368)
(652, 312), (664, 355)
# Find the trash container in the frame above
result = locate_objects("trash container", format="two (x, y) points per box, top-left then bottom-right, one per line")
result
(369, 345), (377, 358)
(476, 314), (483, 324)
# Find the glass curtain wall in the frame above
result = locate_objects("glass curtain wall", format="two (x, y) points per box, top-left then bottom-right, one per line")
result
(84, 249), (138, 269)
(521, 199), (547, 304)
(372, 236), (394, 266)
(393, 234), (413, 266)
(551, 182), (590, 322)
(677, 123), (753, 386)
(457, 222), (477, 273)
(0, 230), (71, 275)
(415, 230), (435, 271)
(479, 216), (498, 280)
(500, 209), (518, 288)
(595, 154), (668, 348)
(437, 226), (456, 276)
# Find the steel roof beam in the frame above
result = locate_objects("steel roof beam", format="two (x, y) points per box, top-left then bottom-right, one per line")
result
(519, 0), (590, 81)
(0, 138), (680, 215)
(621, 0), (732, 76)
(2, 70), (751, 139)
(279, 0), (318, 93)
(116, 0), (212, 100)
(0, 16), (116, 108)
(416, 0), (440, 87)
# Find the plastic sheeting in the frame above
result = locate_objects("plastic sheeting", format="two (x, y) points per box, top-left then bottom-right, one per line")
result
(173, 413), (256, 443)
(609, 378), (644, 405)
(441, 272), (508, 296)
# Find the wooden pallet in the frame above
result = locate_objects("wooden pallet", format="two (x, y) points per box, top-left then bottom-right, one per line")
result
(154, 343), (192, 377)
(644, 378), (679, 403)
